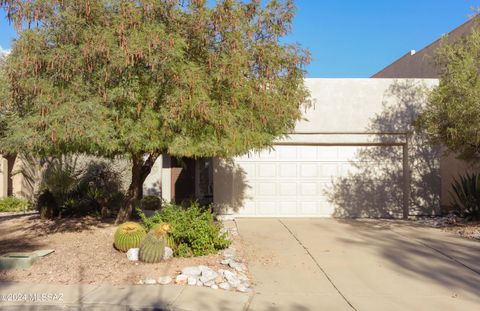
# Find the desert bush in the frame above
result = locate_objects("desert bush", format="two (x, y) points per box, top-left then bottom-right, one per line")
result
(0, 196), (31, 212)
(451, 173), (480, 220)
(140, 195), (161, 210)
(37, 157), (124, 218)
(137, 201), (230, 257)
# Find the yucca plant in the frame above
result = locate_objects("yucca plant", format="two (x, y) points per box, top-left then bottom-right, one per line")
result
(451, 173), (480, 220)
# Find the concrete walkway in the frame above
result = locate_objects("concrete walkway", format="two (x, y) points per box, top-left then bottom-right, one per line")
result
(237, 218), (480, 311)
(0, 282), (250, 310)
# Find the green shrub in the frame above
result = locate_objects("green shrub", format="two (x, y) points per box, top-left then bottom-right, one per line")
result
(140, 195), (161, 210)
(137, 201), (230, 257)
(37, 157), (124, 218)
(0, 197), (31, 212)
(451, 173), (480, 220)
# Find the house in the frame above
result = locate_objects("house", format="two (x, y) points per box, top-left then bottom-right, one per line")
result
(1, 18), (478, 219)
(162, 78), (441, 218)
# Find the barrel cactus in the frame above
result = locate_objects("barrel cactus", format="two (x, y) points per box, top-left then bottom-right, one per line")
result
(139, 223), (171, 263)
(114, 222), (146, 252)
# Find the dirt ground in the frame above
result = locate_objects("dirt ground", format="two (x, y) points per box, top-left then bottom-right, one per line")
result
(0, 213), (243, 285)
(443, 222), (480, 240)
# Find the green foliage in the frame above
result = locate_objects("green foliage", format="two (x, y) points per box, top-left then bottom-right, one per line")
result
(451, 173), (480, 220)
(114, 221), (147, 252)
(140, 195), (161, 210)
(416, 21), (480, 161)
(0, 0), (310, 223)
(0, 0), (309, 158)
(0, 196), (30, 212)
(36, 156), (124, 218)
(137, 201), (230, 257)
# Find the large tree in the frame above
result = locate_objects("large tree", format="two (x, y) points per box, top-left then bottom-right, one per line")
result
(0, 0), (310, 223)
(417, 21), (480, 161)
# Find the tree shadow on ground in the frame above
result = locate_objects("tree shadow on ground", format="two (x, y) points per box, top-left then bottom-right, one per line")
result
(326, 80), (441, 218)
(332, 219), (480, 299)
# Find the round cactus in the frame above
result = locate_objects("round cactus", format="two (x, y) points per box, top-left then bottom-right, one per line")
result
(114, 222), (146, 252)
(139, 232), (166, 263)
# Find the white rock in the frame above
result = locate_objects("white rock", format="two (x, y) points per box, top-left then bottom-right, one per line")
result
(203, 280), (215, 287)
(143, 277), (157, 285)
(219, 282), (231, 290)
(200, 269), (219, 284)
(221, 259), (231, 265)
(236, 284), (250, 293)
(222, 248), (236, 258)
(223, 270), (241, 287)
(175, 275), (188, 285)
(158, 276), (172, 285)
(228, 260), (247, 272)
(163, 247), (173, 260)
(198, 265), (211, 273)
(187, 276), (197, 286)
(126, 248), (139, 261)
(211, 284), (219, 289)
(237, 273), (249, 282)
(181, 266), (202, 276)
(196, 281), (204, 287)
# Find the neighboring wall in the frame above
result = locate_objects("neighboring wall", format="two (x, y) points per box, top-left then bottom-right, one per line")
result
(372, 18), (478, 78)
(214, 78), (442, 217)
(372, 17), (480, 208)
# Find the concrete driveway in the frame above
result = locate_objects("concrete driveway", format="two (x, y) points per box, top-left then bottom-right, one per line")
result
(237, 219), (480, 311)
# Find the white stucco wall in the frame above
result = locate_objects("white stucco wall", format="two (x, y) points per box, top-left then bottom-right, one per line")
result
(214, 78), (442, 217)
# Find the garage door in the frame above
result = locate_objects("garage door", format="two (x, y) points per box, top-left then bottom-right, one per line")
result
(233, 145), (402, 217)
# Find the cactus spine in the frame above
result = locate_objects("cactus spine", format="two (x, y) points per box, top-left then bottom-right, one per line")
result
(114, 222), (146, 252)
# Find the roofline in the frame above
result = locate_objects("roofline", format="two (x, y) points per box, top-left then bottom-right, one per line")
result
(371, 15), (479, 78)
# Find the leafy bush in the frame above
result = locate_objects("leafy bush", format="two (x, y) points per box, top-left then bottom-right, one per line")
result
(137, 201), (230, 257)
(0, 196), (30, 212)
(140, 195), (161, 210)
(451, 173), (480, 220)
(37, 157), (124, 218)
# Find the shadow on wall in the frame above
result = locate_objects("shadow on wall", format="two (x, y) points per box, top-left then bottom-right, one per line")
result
(326, 80), (441, 218)
(212, 158), (249, 215)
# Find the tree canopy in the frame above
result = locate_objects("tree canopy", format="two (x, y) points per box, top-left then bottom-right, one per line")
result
(417, 20), (480, 161)
(0, 0), (309, 158)
(0, 0), (310, 222)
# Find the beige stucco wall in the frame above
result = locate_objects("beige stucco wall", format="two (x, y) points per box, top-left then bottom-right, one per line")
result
(214, 78), (443, 216)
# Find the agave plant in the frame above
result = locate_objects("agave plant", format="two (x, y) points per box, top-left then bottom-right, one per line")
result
(451, 173), (480, 220)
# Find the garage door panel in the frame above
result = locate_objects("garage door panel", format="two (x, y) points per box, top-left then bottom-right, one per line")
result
(300, 163), (318, 177)
(256, 201), (276, 215)
(233, 145), (402, 217)
(300, 182), (318, 196)
(320, 164), (338, 177)
(279, 182), (297, 196)
(257, 182), (276, 196)
(257, 163), (276, 178)
(298, 146), (317, 160)
(279, 163), (297, 177)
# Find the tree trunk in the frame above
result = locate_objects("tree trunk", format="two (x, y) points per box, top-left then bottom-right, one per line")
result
(115, 152), (160, 224)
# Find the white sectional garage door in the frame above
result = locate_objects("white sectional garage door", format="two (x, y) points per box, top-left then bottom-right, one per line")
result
(233, 145), (398, 217)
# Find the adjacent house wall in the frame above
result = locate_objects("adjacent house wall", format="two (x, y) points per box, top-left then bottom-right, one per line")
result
(371, 18), (478, 78)
(372, 17), (480, 209)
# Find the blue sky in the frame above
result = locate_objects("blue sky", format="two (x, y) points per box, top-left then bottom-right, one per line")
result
(0, 0), (477, 77)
